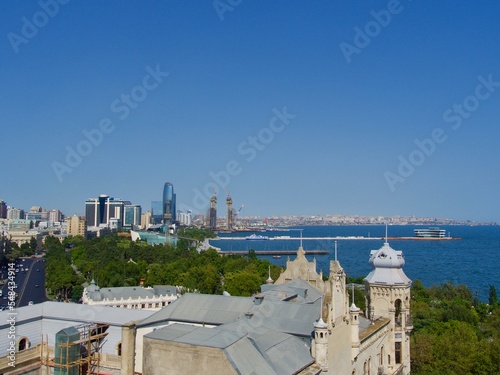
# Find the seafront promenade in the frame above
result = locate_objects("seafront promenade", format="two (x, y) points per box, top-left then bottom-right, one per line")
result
(212, 236), (382, 241)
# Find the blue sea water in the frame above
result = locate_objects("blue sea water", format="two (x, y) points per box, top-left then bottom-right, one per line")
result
(211, 225), (500, 302)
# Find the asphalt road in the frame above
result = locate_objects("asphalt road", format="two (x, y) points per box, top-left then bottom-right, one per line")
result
(0, 257), (47, 309)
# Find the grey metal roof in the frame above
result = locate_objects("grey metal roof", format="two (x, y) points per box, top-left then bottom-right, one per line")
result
(86, 282), (178, 302)
(224, 336), (278, 375)
(251, 300), (318, 337)
(0, 301), (153, 329)
(260, 278), (323, 304)
(138, 293), (255, 327)
(146, 323), (245, 349)
(218, 321), (315, 375)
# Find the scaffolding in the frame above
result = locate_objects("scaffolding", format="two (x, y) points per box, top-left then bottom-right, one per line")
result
(41, 322), (109, 375)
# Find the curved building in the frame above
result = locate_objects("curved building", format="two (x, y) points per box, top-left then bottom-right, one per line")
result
(162, 182), (176, 225)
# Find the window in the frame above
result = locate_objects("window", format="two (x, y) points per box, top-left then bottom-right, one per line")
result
(18, 337), (30, 351)
(395, 342), (402, 364)
(116, 342), (122, 356)
(380, 346), (384, 366)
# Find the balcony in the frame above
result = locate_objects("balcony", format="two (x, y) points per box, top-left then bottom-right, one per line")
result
(395, 314), (413, 330)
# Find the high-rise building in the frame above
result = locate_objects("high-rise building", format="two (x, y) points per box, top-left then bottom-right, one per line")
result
(209, 193), (217, 231)
(226, 194), (233, 230)
(177, 210), (192, 226)
(85, 195), (131, 227)
(141, 211), (152, 229)
(49, 209), (63, 223)
(151, 201), (163, 224)
(0, 200), (7, 219)
(162, 182), (176, 225)
(7, 207), (24, 220)
(66, 215), (86, 237)
(124, 205), (142, 229)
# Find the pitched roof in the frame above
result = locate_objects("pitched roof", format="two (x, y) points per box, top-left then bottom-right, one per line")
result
(138, 293), (255, 327)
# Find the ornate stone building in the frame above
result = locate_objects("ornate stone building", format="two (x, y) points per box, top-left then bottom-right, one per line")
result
(274, 241), (413, 374)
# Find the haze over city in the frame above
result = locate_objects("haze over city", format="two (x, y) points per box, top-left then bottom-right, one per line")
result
(2, 1), (500, 222)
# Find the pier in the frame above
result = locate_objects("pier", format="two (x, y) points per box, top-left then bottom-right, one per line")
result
(219, 250), (329, 256)
(213, 236), (382, 241)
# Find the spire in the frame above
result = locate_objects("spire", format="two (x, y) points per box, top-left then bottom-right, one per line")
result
(385, 223), (388, 244)
(350, 283), (359, 311)
(266, 265), (273, 284)
(334, 240), (338, 261)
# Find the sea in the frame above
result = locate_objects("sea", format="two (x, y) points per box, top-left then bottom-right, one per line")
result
(210, 225), (500, 302)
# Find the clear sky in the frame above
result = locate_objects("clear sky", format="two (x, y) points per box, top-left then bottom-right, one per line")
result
(1, 1), (500, 222)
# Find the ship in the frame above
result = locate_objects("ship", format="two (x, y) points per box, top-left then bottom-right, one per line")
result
(245, 234), (269, 240)
(413, 227), (447, 238)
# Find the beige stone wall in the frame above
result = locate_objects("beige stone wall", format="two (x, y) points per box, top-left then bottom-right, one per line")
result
(143, 338), (236, 375)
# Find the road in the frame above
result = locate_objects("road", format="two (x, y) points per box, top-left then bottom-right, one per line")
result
(0, 257), (47, 309)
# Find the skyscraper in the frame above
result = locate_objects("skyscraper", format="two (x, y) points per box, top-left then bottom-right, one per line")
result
(85, 195), (130, 227)
(226, 194), (233, 231)
(0, 200), (7, 219)
(151, 201), (163, 224)
(124, 205), (142, 229)
(162, 182), (176, 225)
(209, 193), (217, 231)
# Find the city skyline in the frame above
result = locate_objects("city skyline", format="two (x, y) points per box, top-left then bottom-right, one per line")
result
(2, 2), (500, 222)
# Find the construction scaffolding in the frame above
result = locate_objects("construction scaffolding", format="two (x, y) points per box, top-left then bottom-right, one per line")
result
(41, 322), (109, 375)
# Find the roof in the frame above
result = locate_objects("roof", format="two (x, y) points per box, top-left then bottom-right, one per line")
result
(0, 301), (153, 330)
(260, 278), (323, 304)
(85, 280), (177, 302)
(364, 242), (411, 285)
(146, 323), (245, 349)
(138, 293), (255, 327)
(146, 322), (315, 375)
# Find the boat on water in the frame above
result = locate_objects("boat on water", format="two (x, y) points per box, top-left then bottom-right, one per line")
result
(245, 234), (269, 240)
(414, 227), (447, 238)
(272, 255), (281, 259)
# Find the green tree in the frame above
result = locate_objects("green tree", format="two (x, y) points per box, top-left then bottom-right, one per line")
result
(489, 284), (498, 307)
(29, 236), (38, 254)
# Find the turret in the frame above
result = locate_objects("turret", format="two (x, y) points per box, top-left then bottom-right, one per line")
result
(313, 318), (329, 372)
(350, 302), (360, 360)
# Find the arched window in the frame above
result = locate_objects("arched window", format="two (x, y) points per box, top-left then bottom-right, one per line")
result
(18, 337), (30, 351)
(363, 361), (368, 375)
(395, 299), (402, 324)
(380, 346), (384, 366)
(368, 357), (371, 375)
(116, 342), (122, 356)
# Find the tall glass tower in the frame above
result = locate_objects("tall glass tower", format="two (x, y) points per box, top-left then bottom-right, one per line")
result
(163, 182), (176, 225)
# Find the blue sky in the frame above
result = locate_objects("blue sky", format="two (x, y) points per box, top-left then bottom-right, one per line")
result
(1, 1), (500, 221)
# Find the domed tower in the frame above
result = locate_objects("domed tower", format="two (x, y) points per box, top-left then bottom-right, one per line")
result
(364, 239), (413, 373)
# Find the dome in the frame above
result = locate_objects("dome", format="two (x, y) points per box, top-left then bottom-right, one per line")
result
(369, 242), (405, 269)
(364, 242), (411, 285)
(87, 279), (98, 293)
